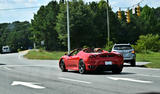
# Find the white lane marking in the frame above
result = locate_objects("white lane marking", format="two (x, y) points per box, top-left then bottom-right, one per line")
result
(18, 50), (29, 59)
(18, 54), (22, 59)
(107, 77), (153, 84)
(0, 65), (58, 68)
(137, 74), (160, 78)
(58, 77), (92, 84)
(3, 67), (12, 71)
(11, 81), (45, 89)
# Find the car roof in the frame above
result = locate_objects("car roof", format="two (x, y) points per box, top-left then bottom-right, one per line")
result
(114, 44), (131, 46)
(2, 46), (9, 48)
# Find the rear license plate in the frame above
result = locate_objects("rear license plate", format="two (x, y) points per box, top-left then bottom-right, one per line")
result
(105, 61), (112, 65)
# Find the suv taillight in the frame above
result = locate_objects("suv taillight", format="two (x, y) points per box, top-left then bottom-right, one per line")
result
(131, 50), (135, 54)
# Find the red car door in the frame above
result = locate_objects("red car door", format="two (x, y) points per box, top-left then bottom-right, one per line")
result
(68, 55), (79, 70)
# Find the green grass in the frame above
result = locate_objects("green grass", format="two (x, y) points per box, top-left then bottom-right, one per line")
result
(24, 50), (66, 60)
(136, 52), (160, 68)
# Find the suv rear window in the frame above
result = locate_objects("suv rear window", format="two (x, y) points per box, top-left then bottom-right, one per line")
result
(114, 45), (132, 50)
(3, 48), (8, 49)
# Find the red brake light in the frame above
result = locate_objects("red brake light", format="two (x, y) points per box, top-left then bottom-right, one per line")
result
(131, 50), (135, 54)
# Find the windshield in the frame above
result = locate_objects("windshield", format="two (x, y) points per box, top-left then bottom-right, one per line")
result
(114, 45), (132, 50)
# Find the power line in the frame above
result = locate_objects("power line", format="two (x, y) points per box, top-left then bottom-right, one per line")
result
(0, 6), (40, 11)
(111, 0), (144, 9)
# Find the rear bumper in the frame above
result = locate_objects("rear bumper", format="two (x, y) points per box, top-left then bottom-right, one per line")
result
(85, 56), (124, 71)
(86, 64), (123, 71)
(123, 54), (136, 61)
(124, 59), (135, 63)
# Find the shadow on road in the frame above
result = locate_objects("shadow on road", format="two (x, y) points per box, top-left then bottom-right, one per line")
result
(123, 65), (146, 67)
(85, 71), (135, 75)
(137, 92), (160, 94)
(67, 71), (135, 75)
(0, 63), (6, 65)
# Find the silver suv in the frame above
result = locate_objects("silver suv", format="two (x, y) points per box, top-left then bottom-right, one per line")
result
(112, 44), (136, 66)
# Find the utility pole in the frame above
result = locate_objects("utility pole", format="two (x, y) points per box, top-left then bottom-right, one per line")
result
(67, 0), (70, 54)
(106, 0), (110, 47)
(33, 35), (36, 49)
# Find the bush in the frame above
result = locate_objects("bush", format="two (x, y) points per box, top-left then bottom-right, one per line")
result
(39, 47), (46, 52)
(104, 41), (114, 52)
(17, 48), (21, 52)
(134, 34), (160, 53)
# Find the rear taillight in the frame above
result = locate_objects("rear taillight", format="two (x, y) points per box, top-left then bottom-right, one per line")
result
(131, 50), (135, 54)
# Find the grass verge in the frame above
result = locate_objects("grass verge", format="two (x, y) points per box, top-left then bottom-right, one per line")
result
(136, 52), (160, 68)
(24, 50), (66, 60)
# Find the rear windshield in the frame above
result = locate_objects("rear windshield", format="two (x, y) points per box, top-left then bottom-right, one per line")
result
(3, 47), (9, 50)
(114, 45), (132, 50)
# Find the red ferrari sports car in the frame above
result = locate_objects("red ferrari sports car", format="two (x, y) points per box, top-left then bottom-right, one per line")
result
(59, 48), (124, 74)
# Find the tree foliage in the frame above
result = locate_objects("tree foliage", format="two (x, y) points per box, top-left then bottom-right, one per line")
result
(0, 21), (32, 52)
(0, 0), (160, 52)
(31, 1), (60, 51)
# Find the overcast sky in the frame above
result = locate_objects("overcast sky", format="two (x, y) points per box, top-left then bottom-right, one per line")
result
(0, 0), (159, 23)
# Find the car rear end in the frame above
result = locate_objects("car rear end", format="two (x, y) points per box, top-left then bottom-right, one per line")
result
(86, 52), (124, 73)
(2, 46), (11, 53)
(112, 44), (136, 66)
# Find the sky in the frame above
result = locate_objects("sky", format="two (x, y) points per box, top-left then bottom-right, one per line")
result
(0, 0), (159, 23)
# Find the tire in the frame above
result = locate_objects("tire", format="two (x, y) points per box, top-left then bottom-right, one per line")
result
(59, 59), (67, 72)
(131, 60), (136, 66)
(112, 65), (123, 74)
(79, 60), (86, 74)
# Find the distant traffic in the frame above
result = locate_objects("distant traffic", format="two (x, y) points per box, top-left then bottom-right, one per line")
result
(1, 45), (11, 54)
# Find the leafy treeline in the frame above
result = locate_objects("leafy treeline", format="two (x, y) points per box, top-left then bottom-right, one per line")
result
(0, 0), (160, 52)
(0, 21), (32, 52)
(31, 0), (121, 51)
(31, 0), (160, 51)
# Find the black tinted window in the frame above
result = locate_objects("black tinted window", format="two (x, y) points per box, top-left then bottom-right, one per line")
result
(3, 48), (8, 50)
(114, 45), (132, 50)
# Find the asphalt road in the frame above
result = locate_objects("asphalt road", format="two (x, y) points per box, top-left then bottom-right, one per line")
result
(0, 52), (160, 94)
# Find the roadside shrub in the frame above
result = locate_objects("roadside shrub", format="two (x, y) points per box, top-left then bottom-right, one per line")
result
(83, 45), (89, 49)
(134, 34), (160, 53)
(104, 41), (114, 52)
(17, 48), (21, 52)
(39, 47), (46, 52)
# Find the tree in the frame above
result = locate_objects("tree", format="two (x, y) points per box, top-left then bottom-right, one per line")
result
(60, 0), (64, 3)
(31, 1), (60, 51)
(56, 0), (95, 49)
(0, 23), (9, 49)
(153, 7), (160, 35)
(140, 5), (156, 34)
(0, 21), (32, 52)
